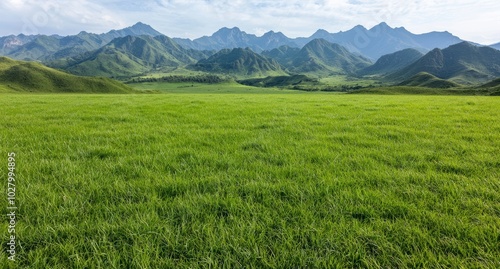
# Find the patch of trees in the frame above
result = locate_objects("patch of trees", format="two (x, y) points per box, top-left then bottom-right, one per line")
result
(291, 84), (370, 92)
(128, 74), (229, 84)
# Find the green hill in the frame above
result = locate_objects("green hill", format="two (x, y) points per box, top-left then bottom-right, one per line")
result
(477, 77), (500, 95)
(388, 42), (500, 84)
(190, 48), (286, 77)
(480, 77), (500, 88)
(352, 76), (500, 96)
(359, 48), (423, 76)
(50, 35), (210, 78)
(0, 57), (134, 93)
(286, 39), (372, 76)
(398, 72), (460, 88)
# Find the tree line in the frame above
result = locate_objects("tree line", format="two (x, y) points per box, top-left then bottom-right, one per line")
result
(127, 74), (229, 84)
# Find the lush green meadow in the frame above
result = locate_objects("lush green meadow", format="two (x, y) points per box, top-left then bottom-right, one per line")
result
(128, 81), (297, 94)
(1, 91), (499, 268)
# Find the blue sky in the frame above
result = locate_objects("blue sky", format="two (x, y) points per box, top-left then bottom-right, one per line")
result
(0, 0), (499, 44)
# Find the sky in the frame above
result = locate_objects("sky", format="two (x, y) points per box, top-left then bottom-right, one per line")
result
(0, 0), (499, 44)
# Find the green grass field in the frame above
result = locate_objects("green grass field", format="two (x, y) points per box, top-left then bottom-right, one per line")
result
(1, 92), (499, 268)
(128, 81), (302, 94)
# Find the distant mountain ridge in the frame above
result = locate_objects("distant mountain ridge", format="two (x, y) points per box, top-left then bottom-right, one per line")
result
(0, 22), (491, 63)
(294, 23), (462, 60)
(0, 34), (38, 55)
(174, 27), (298, 53)
(359, 48), (424, 76)
(271, 39), (372, 76)
(490, 42), (500, 50)
(173, 22), (465, 60)
(102, 22), (163, 39)
(1, 22), (163, 61)
(1, 22), (498, 84)
(387, 42), (500, 84)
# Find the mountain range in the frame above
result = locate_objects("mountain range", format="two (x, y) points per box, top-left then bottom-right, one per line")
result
(0, 22), (499, 87)
(189, 47), (285, 77)
(0, 22), (162, 62)
(174, 23), (464, 60)
(3, 22), (496, 63)
(387, 42), (500, 84)
(174, 28), (298, 53)
(49, 35), (211, 77)
(265, 39), (372, 76)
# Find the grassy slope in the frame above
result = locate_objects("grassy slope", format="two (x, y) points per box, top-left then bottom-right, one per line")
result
(61, 49), (152, 78)
(51, 35), (208, 78)
(1, 93), (499, 268)
(358, 48), (424, 76)
(387, 42), (500, 85)
(0, 57), (135, 93)
(288, 39), (372, 76)
(320, 76), (383, 87)
(481, 78), (500, 88)
(398, 72), (461, 88)
(351, 86), (500, 96)
(190, 48), (286, 78)
(129, 81), (299, 94)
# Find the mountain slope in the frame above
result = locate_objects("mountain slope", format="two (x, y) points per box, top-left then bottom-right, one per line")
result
(0, 22), (468, 64)
(480, 77), (500, 88)
(261, 45), (301, 66)
(0, 57), (134, 93)
(285, 39), (372, 75)
(388, 42), (500, 84)
(51, 35), (209, 77)
(359, 48), (423, 76)
(398, 72), (460, 88)
(190, 48), (286, 77)
(4, 22), (164, 61)
(490, 42), (500, 50)
(0, 34), (38, 55)
(175, 27), (258, 51)
(255, 31), (298, 51)
(102, 22), (163, 40)
(6, 35), (64, 61)
(174, 22), (463, 59)
(175, 27), (300, 52)
(476, 78), (500, 95)
(296, 22), (462, 60)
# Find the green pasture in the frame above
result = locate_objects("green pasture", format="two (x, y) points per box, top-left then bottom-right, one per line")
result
(128, 81), (300, 94)
(1, 92), (499, 268)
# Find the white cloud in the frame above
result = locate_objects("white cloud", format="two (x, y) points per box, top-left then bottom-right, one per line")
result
(3, 0), (25, 9)
(0, 0), (124, 35)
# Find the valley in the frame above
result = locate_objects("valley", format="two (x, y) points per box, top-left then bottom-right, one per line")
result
(1, 22), (499, 94)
